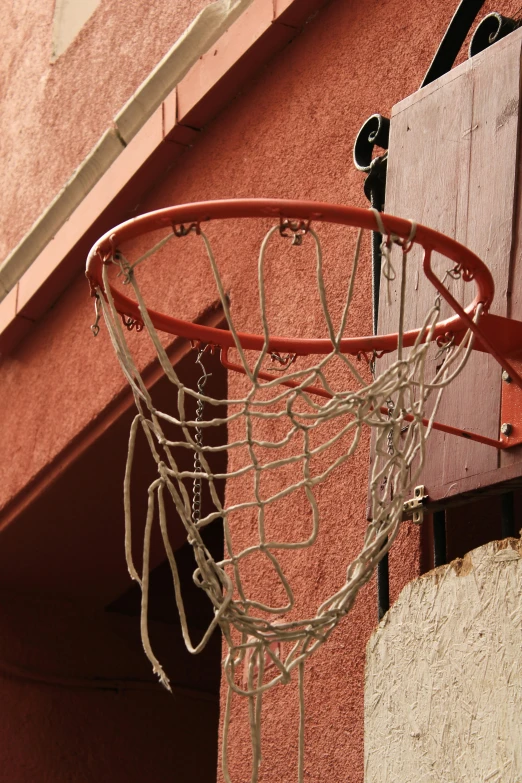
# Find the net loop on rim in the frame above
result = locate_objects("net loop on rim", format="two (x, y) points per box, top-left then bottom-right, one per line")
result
(86, 200), (486, 783)
(279, 217), (311, 245)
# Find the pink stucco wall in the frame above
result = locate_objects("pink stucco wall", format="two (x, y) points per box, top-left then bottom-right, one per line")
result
(2, 0), (522, 781)
(0, 0), (209, 261)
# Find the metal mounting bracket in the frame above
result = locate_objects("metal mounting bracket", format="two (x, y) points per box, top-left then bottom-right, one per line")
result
(403, 485), (428, 524)
(500, 357), (522, 448)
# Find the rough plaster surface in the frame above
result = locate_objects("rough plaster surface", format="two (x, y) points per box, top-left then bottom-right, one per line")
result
(365, 539), (522, 783)
(0, 128), (125, 296)
(1, 1), (522, 782)
(114, 0), (255, 143)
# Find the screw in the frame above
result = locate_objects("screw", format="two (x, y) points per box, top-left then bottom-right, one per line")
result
(501, 423), (513, 437)
(502, 371), (512, 383)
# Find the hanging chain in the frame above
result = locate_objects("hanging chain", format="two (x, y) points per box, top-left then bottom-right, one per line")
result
(386, 398), (395, 455)
(192, 347), (212, 526)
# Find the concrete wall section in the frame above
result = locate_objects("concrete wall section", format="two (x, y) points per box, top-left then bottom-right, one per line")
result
(365, 538), (522, 782)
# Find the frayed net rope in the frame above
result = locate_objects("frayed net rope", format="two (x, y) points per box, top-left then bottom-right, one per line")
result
(92, 215), (480, 783)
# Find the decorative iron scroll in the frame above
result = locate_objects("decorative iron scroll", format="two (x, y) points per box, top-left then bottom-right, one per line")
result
(353, 1), (519, 200)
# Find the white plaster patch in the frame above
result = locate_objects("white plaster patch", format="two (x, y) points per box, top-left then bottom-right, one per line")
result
(52, 0), (102, 60)
(365, 539), (522, 782)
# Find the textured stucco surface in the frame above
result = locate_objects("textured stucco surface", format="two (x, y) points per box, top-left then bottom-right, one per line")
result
(0, 0), (255, 299)
(365, 538), (522, 782)
(2, 1), (522, 782)
(0, 0), (210, 263)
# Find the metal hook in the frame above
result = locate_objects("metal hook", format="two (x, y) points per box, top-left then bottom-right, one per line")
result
(267, 352), (297, 372)
(446, 264), (462, 281)
(279, 218), (311, 245)
(173, 222), (200, 237)
(435, 332), (456, 358)
(91, 294), (102, 337)
(195, 346), (213, 393)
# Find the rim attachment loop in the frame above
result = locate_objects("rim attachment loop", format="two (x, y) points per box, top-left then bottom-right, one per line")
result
(280, 218), (311, 246)
(173, 221), (200, 237)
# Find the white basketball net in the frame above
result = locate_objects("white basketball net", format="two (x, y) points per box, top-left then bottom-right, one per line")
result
(91, 213), (480, 783)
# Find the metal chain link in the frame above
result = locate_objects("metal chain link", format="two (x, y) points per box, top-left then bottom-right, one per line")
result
(192, 348), (211, 525)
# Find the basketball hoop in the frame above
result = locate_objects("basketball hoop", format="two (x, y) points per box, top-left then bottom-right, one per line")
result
(85, 199), (512, 783)
(87, 199), (495, 357)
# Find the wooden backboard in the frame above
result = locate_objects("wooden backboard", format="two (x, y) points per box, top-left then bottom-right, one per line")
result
(375, 28), (522, 507)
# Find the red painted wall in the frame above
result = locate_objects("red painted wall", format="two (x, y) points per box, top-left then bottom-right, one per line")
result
(2, 0), (522, 781)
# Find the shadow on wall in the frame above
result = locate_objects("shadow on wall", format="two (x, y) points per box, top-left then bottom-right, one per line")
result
(0, 341), (228, 782)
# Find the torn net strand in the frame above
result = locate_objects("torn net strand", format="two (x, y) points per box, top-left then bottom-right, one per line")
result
(95, 215), (481, 783)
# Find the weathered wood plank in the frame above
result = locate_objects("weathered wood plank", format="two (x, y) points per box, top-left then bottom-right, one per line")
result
(375, 30), (522, 502)
(500, 39), (522, 473)
(434, 32), (521, 485)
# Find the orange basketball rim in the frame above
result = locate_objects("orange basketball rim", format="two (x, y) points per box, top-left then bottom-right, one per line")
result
(86, 198), (522, 450)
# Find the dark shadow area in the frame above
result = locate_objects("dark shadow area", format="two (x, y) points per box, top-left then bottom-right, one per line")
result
(421, 488), (522, 569)
(0, 337), (228, 782)
(107, 522), (225, 696)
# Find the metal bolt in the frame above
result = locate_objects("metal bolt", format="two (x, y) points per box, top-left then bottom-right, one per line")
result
(502, 371), (512, 383)
(501, 423), (513, 437)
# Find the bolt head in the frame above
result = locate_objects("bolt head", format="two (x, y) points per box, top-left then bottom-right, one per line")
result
(502, 371), (512, 383)
(501, 423), (513, 436)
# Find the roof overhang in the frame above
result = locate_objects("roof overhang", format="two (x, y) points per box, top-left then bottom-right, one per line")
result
(0, 0), (325, 354)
